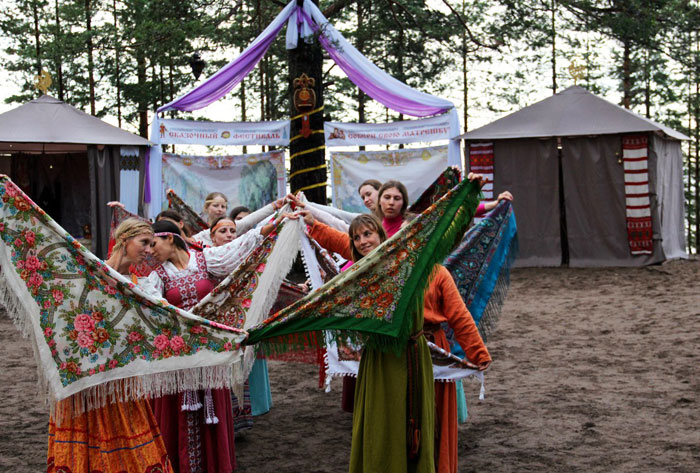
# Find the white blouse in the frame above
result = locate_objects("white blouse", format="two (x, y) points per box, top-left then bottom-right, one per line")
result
(142, 227), (265, 296)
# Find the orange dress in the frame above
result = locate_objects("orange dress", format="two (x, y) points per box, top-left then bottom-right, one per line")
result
(48, 395), (172, 473)
(311, 221), (491, 473)
(424, 266), (490, 473)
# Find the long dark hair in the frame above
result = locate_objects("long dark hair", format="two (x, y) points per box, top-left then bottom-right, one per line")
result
(348, 214), (387, 262)
(376, 180), (409, 220)
(151, 220), (188, 251)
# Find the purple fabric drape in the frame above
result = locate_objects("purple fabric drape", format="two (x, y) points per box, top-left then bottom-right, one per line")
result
(158, 0), (454, 118)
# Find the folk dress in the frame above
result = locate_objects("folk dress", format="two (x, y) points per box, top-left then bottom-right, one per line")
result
(48, 362), (172, 473)
(143, 230), (264, 473)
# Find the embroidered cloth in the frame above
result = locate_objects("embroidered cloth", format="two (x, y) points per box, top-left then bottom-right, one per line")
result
(0, 175), (246, 410)
(622, 134), (653, 255)
(468, 142), (494, 222)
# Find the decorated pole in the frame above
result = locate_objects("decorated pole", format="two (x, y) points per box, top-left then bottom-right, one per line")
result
(288, 0), (326, 204)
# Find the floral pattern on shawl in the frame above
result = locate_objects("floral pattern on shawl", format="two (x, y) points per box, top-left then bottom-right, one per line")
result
(246, 178), (482, 351)
(0, 176), (245, 403)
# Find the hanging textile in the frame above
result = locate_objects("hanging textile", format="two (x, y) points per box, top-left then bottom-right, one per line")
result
(162, 150), (286, 218)
(331, 146), (448, 213)
(468, 142), (494, 222)
(622, 134), (653, 255)
(166, 188), (209, 236)
(0, 176), (246, 411)
(245, 178), (482, 353)
(119, 147), (141, 215)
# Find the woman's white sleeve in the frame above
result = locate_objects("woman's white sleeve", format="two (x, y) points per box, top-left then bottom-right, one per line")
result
(192, 229), (213, 247)
(235, 204), (276, 236)
(138, 271), (165, 298)
(204, 228), (265, 277)
(308, 205), (350, 232)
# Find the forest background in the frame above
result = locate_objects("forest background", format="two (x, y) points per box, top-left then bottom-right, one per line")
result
(1, 0), (700, 253)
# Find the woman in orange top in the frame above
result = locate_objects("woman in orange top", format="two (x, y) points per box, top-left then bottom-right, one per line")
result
(298, 209), (491, 473)
(48, 218), (172, 473)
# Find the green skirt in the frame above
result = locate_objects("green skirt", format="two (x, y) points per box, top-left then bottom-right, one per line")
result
(349, 336), (435, 473)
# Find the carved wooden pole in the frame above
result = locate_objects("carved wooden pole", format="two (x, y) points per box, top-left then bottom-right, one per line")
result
(288, 0), (326, 204)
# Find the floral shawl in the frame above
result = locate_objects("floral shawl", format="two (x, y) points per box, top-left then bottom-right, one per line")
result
(246, 178), (482, 353)
(0, 176), (246, 413)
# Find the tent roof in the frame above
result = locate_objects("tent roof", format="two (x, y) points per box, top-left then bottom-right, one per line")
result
(0, 95), (151, 151)
(459, 86), (689, 141)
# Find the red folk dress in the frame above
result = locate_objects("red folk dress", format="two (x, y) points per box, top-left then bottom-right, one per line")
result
(150, 250), (236, 473)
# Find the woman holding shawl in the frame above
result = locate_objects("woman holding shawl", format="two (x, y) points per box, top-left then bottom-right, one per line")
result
(299, 209), (491, 473)
(47, 218), (173, 473)
(143, 218), (278, 473)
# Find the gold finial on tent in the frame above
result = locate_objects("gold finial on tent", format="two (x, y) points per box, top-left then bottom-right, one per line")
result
(34, 69), (52, 94)
(568, 59), (585, 85)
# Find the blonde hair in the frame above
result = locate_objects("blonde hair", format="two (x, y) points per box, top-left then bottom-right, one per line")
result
(112, 218), (153, 253)
(203, 192), (228, 211)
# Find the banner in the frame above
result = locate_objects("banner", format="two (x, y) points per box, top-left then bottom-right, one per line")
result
(162, 150), (286, 214)
(324, 114), (452, 146)
(157, 118), (290, 146)
(330, 145), (448, 213)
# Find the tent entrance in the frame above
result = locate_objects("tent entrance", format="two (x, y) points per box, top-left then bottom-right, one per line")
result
(557, 138), (570, 266)
(9, 152), (92, 240)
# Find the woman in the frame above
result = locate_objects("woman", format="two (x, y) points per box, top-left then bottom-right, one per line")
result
(144, 218), (278, 473)
(193, 197), (285, 248)
(357, 179), (381, 212)
(201, 192), (228, 226)
(229, 206), (251, 222)
(301, 210), (491, 473)
(156, 209), (203, 248)
(48, 218), (173, 473)
(209, 217), (237, 247)
(375, 180), (411, 237)
(209, 216), (257, 434)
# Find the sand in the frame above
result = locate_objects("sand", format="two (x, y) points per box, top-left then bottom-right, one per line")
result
(1, 260), (699, 472)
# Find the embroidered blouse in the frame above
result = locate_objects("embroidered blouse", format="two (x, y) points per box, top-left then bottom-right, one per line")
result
(142, 228), (264, 298)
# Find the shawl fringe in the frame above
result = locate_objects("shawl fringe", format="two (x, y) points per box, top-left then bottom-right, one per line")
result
(51, 363), (237, 425)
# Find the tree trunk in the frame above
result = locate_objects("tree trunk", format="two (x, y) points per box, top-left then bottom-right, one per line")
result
(137, 49), (148, 138)
(551, 0), (557, 94)
(54, 0), (64, 100)
(644, 49), (651, 118)
(622, 40), (632, 109)
(288, 8), (326, 204)
(32, 0), (42, 77)
(85, 0), (96, 115)
(112, 0), (121, 127)
(462, 0), (468, 132)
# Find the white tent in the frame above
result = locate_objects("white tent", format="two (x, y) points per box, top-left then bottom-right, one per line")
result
(0, 95), (151, 257)
(459, 86), (688, 267)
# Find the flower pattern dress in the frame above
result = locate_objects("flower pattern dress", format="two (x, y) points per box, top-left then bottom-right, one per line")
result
(143, 230), (264, 473)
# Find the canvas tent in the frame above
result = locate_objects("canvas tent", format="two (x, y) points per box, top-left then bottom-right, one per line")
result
(0, 95), (151, 258)
(459, 85), (688, 267)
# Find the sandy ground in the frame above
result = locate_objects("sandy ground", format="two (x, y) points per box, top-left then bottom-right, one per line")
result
(1, 260), (699, 472)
